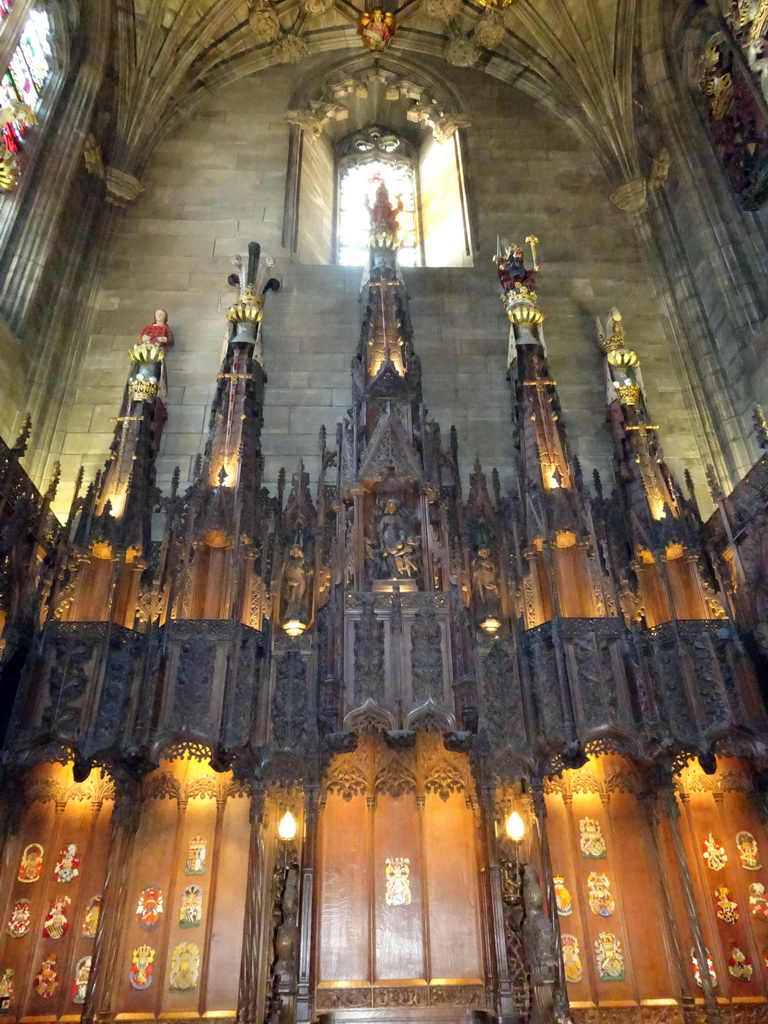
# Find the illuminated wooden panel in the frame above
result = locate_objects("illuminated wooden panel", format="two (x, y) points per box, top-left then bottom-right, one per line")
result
(374, 794), (424, 982)
(317, 792), (370, 984)
(423, 790), (482, 981)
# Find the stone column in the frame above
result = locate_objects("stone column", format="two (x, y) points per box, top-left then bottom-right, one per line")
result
(2, 0), (112, 334)
(0, 0), (35, 81)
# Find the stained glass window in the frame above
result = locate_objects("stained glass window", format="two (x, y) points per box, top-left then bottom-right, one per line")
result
(338, 158), (420, 267)
(1, 9), (52, 153)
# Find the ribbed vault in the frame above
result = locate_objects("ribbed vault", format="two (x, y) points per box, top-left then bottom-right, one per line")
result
(111, 0), (651, 191)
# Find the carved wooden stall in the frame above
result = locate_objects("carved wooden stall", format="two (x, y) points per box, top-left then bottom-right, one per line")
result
(0, 224), (767, 1024)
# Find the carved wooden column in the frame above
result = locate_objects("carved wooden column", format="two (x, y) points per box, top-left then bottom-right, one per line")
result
(656, 780), (721, 1024)
(637, 789), (693, 1009)
(296, 784), (319, 1024)
(477, 781), (515, 1020)
(237, 787), (266, 1024)
(82, 777), (143, 1024)
(530, 779), (568, 1019)
(199, 786), (228, 1016)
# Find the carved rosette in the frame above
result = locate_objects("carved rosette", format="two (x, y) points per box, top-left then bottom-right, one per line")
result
(444, 37), (481, 67)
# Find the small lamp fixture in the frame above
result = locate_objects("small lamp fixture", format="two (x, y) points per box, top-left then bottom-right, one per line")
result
(278, 810), (297, 841)
(506, 810), (525, 843)
(283, 619), (307, 638)
(480, 616), (501, 634)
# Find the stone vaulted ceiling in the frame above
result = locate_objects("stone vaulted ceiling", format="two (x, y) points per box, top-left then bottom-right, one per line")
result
(113, 0), (653, 193)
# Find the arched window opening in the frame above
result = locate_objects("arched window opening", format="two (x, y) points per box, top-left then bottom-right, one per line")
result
(287, 64), (473, 268)
(338, 128), (420, 267)
(0, 7), (53, 185)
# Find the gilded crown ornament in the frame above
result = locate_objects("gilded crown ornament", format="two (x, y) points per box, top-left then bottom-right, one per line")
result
(616, 383), (640, 405)
(227, 285), (265, 327)
(128, 340), (165, 402)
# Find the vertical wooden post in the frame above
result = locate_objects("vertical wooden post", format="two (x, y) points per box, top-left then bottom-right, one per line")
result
(657, 782), (722, 1024)
(296, 785), (318, 1024)
(236, 787), (266, 1024)
(199, 788), (228, 1016)
(477, 782), (515, 1019)
(530, 779), (568, 1019)
(81, 778), (143, 1024)
(637, 789), (694, 1007)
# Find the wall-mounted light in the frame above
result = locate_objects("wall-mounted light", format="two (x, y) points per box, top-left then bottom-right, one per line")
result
(278, 810), (297, 841)
(480, 616), (501, 634)
(501, 810), (525, 904)
(505, 810), (525, 843)
(283, 619), (307, 637)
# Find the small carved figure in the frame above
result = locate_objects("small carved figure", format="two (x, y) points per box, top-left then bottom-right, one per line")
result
(493, 243), (539, 293)
(357, 7), (395, 50)
(367, 180), (403, 253)
(140, 309), (174, 350)
(274, 859), (301, 988)
(471, 546), (500, 608)
(522, 866), (561, 1024)
(282, 542), (309, 623)
(372, 500), (420, 579)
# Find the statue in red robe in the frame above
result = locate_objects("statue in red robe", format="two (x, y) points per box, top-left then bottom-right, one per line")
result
(140, 308), (174, 350)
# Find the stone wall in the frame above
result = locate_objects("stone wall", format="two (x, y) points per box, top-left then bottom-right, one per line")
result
(54, 57), (705, 518)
